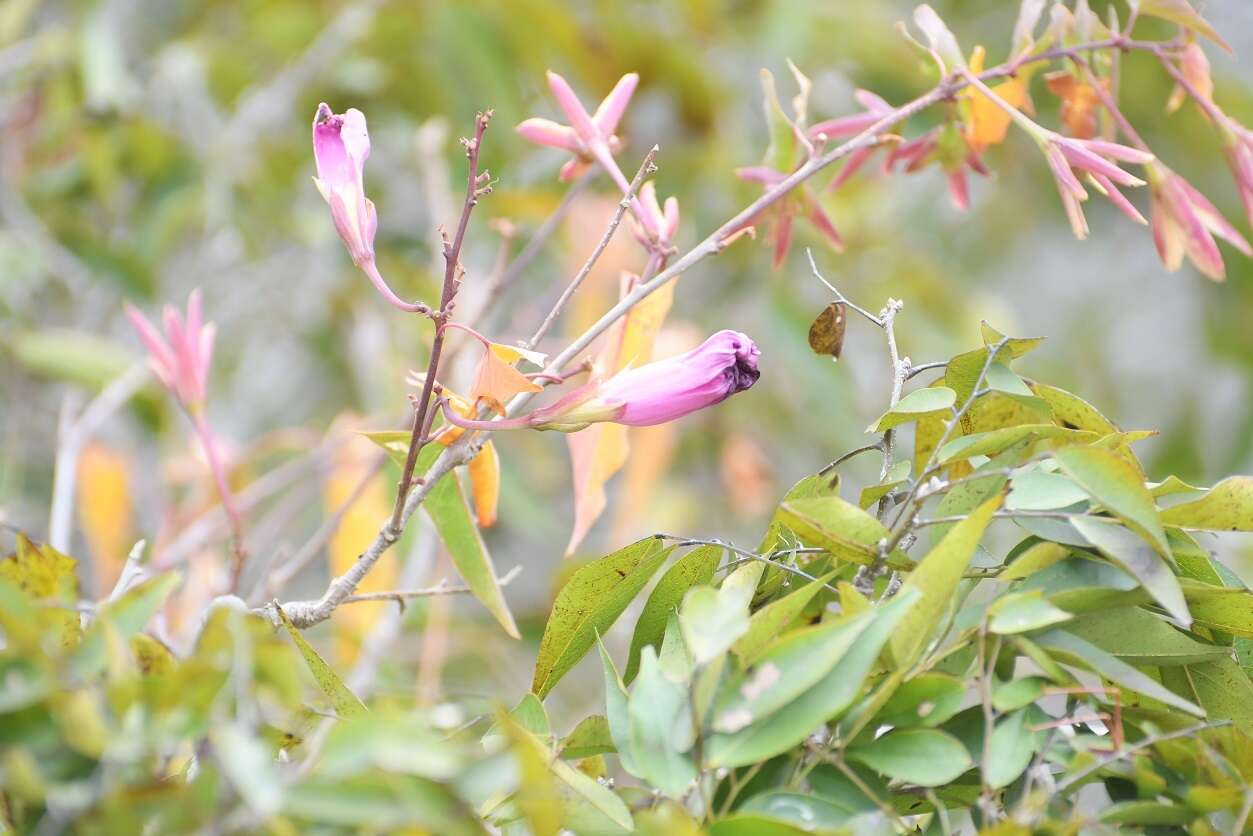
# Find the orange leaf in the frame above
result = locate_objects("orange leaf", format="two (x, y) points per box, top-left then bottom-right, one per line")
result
(468, 440), (500, 529)
(470, 348), (542, 415)
(75, 442), (134, 595)
(1044, 71), (1103, 140)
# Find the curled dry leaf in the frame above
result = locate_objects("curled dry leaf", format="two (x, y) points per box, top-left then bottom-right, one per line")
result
(808, 301), (847, 359)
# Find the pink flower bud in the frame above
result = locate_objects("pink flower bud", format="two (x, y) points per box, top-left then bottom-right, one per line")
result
(535, 330), (760, 429)
(124, 289), (215, 413)
(516, 71), (637, 184)
(1149, 165), (1251, 281)
(312, 103), (375, 266)
(630, 181), (680, 248)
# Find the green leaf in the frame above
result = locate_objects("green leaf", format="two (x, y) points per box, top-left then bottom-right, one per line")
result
(858, 460), (910, 509)
(1138, 0), (1230, 50)
(551, 750), (635, 833)
(627, 645), (697, 797)
(980, 322), (1044, 357)
(560, 715), (615, 760)
(1055, 446), (1169, 557)
(847, 728), (972, 787)
(532, 537), (671, 698)
(868, 386), (956, 432)
(598, 636), (637, 775)
(1099, 800), (1197, 826)
(1062, 607), (1226, 665)
(625, 545), (721, 682)
(738, 791), (861, 832)
(938, 425), (1096, 464)
(418, 445), (519, 638)
(1185, 586), (1253, 637)
(71, 572), (181, 677)
(1007, 470), (1089, 511)
(1070, 516), (1189, 626)
(760, 69), (798, 172)
(992, 676), (1047, 712)
(705, 589), (918, 768)
(1160, 476), (1253, 532)
(987, 591), (1073, 635)
(984, 707), (1047, 789)
(911, 5), (965, 71)
(1175, 657), (1253, 735)
(1034, 629), (1203, 716)
(277, 605), (367, 718)
(213, 722), (284, 817)
(679, 566), (755, 666)
(733, 569), (839, 664)
(777, 497), (910, 570)
(876, 672), (966, 728)
(713, 615), (874, 734)
(890, 495), (1002, 668)
(984, 364), (1050, 413)
(1030, 382), (1118, 434)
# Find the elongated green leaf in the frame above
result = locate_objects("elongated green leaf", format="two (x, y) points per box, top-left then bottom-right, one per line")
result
(1035, 629), (1203, 716)
(598, 636), (637, 774)
(277, 605), (367, 717)
(1071, 516), (1189, 626)
(1007, 470), (1089, 511)
(939, 425), (1096, 464)
(628, 645), (697, 797)
(625, 545), (721, 683)
(981, 322), (1044, 357)
(777, 497), (910, 570)
(1185, 586), (1253, 637)
(419, 446), (518, 638)
(1056, 447), (1169, 557)
(848, 728), (972, 787)
(733, 569), (839, 663)
(868, 386), (956, 432)
(987, 591), (1073, 635)
(984, 364), (1049, 413)
(876, 672), (966, 728)
(1160, 476), (1253, 532)
(706, 589), (918, 768)
(890, 495), (1002, 668)
(533, 537), (670, 698)
(713, 615), (874, 734)
(932, 442), (1029, 543)
(1062, 607), (1225, 665)
(213, 722), (284, 816)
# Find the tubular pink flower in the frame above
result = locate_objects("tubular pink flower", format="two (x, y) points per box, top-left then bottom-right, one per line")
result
(1150, 165), (1251, 281)
(517, 71), (637, 183)
(312, 103), (427, 313)
(442, 331), (760, 433)
(124, 289), (215, 413)
(1042, 135), (1153, 240)
(631, 181), (680, 248)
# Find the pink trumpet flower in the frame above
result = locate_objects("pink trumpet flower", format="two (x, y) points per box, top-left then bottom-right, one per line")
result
(312, 103), (427, 313)
(125, 289), (215, 414)
(517, 71), (638, 185)
(1042, 134), (1154, 239)
(442, 330), (760, 432)
(1149, 164), (1251, 282)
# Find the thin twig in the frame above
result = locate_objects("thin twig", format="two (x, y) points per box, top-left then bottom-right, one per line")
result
(806, 249), (882, 326)
(489, 169), (596, 299)
(819, 442), (883, 475)
(390, 111), (493, 534)
(524, 146), (657, 350)
(47, 364), (150, 552)
(905, 360), (947, 381)
(1053, 720), (1232, 794)
(913, 509), (1088, 528)
(339, 565), (521, 605)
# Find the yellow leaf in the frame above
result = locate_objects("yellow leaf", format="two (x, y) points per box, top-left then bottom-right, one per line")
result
(0, 534), (79, 601)
(76, 442), (134, 594)
(488, 342), (548, 369)
(325, 414), (395, 664)
(468, 440), (500, 529)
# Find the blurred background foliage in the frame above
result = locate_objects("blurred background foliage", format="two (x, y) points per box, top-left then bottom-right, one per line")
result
(2, 0), (1252, 715)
